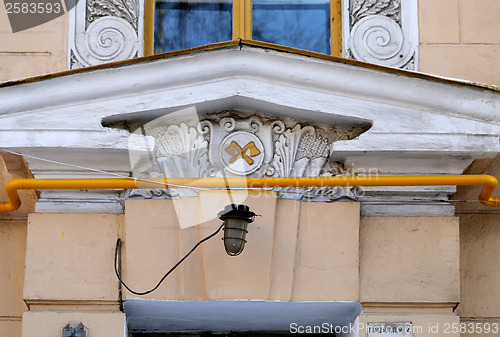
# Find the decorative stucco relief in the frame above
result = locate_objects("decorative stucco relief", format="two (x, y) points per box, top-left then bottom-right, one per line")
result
(68, 0), (144, 68)
(343, 0), (418, 70)
(126, 112), (369, 202)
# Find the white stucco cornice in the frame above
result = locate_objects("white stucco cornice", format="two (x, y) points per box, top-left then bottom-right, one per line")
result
(1, 42), (500, 120)
(1, 41), (500, 215)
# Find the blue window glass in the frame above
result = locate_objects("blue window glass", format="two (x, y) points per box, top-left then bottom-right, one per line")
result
(252, 0), (331, 54)
(154, 0), (232, 54)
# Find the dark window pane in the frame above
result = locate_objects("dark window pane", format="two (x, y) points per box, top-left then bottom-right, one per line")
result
(155, 0), (232, 53)
(252, 0), (331, 54)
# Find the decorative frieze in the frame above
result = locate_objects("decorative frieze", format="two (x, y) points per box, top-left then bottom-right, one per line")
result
(343, 0), (418, 70)
(126, 111), (369, 201)
(68, 0), (144, 68)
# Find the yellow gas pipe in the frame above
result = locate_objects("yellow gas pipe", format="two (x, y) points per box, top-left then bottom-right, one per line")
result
(1, 175), (500, 213)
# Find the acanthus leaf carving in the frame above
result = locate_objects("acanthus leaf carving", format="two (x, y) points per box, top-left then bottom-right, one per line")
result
(272, 125), (315, 177)
(351, 0), (400, 25)
(121, 111), (370, 201)
(87, 0), (138, 30)
(153, 123), (212, 179)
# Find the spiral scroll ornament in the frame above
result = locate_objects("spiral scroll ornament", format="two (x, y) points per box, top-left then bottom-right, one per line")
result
(349, 15), (412, 68)
(84, 16), (137, 64)
(220, 118), (236, 132)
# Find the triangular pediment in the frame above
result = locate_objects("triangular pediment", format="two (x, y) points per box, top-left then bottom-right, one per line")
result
(1, 42), (500, 215)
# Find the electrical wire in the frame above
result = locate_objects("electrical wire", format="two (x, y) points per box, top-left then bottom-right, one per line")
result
(114, 223), (224, 296)
(0, 148), (211, 191)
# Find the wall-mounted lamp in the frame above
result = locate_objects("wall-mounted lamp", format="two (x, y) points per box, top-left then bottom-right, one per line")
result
(218, 204), (255, 256)
(115, 203), (257, 295)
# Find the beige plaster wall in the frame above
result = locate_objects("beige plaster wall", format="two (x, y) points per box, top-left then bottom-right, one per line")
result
(453, 154), (500, 334)
(16, 192), (465, 335)
(455, 214), (500, 334)
(20, 213), (125, 336)
(22, 311), (126, 337)
(359, 216), (461, 336)
(360, 216), (460, 303)
(0, 220), (27, 337)
(0, 6), (68, 82)
(0, 154), (35, 337)
(419, 0), (500, 86)
(359, 305), (460, 337)
(24, 213), (124, 303)
(123, 193), (361, 302)
(124, 196), (460, 304)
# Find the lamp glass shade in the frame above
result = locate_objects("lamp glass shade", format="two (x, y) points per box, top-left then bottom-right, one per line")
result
(223, 218), (249, 256)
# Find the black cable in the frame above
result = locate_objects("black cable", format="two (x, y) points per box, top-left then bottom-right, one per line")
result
(117, 238), (123, 311)
(114, 223), (224, 296)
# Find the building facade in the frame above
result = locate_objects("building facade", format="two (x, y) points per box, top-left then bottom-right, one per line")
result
(1, 1), (500, 337)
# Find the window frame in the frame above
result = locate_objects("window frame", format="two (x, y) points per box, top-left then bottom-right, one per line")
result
(144, 0), (342, 57)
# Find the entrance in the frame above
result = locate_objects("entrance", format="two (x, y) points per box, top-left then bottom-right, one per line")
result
(124, 300), (361, 337)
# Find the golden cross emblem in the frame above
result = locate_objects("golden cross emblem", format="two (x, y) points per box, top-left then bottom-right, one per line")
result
(225, 141), (262, 165)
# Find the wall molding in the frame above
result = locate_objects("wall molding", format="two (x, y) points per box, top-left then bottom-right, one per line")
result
(342, 0), (419, 70)
(68, 0), (144, 68)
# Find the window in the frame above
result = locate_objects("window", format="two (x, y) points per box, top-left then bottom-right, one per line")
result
(145, 0), (342, 56)
(252, 0), (331, 54)
(154, 0), (233, 53)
